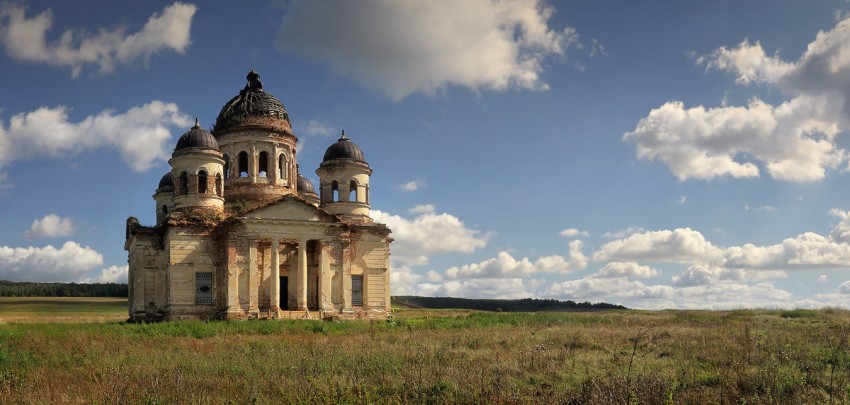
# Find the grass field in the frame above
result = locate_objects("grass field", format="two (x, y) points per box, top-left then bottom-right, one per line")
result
(0, 297), (127, 323)
(1, 299), (850, 403)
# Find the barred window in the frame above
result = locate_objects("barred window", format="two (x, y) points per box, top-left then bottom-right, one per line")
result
(351, 275), (363, 307)
(195, 272), (213, 305)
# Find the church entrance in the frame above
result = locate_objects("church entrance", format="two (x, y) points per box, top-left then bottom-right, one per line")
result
(280, 276), (288, 309)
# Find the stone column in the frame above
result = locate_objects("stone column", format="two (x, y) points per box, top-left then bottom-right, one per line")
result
(341, 242), (353, 312)
(297, 239), (308, 310)
(225, 238), (241, 319)
(270, 239), (280, 313)
(318, 241), (328, 311)
(248, 240), (259, 315)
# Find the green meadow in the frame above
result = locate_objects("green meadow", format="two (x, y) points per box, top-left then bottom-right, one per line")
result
(1, 298), (850, 403)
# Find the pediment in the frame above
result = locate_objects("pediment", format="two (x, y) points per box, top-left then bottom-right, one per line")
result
(242, 195), (337, 223)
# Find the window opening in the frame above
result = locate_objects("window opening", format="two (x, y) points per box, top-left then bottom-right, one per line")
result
(195, 272), (213, 305)
(180, 172), (188, 195)
(351, 275), (363, 306)
(198, 170), (208, 194)
(259, 151), (269, 178)
(349, 180), (357, 202)
(238, 151), (248, 178)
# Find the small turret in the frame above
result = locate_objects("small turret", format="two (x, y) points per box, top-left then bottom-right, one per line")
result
(168, 119), (225, 213)
(316, 131), (372, 220)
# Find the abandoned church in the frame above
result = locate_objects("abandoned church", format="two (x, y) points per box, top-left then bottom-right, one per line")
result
(125, 71), (392, 321)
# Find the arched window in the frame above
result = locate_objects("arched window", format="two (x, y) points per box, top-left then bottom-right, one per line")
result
(259, 151), (269, 178)
(278, 154), (286, 180)
(180, 172), (188, 195)
(198, 170), (208, 194)
(161, 205), (168, 214)
(238, 151), (248, 178)
(349, 180), (358, 203)
(332, 181), (339, 202)
(223, 154), (230, 179)
(215, 173), (223, 196)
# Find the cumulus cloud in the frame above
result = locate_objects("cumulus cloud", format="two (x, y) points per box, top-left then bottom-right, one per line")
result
(25, 214), (75, 238)
(0, 241), (103, 282)
(0, 101), (192, 179)
(300, 119), (336, 137)
(625, 17), (850, 182)
(593, 228), (724, 264)
(594, 261), (658, 279)
(444, 241), (587, 279)
(0, 2), (196, 77)
(277, 0), (578, 100)
(602, 226), (646, 239)
(560, 228), (589, 237)
(81, 265), (128, 283)
(370, 206), (488, 267)
(416, 278), (541, 300)
(399, 180), (426, 192)
(408, 204), (435, 215)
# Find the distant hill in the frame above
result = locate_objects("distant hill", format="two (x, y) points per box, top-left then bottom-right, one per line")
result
(0, 280), (128, 297)
(392, 296), (627, 312)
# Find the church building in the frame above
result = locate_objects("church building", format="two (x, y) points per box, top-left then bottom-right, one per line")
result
(125, 71), (392, 321)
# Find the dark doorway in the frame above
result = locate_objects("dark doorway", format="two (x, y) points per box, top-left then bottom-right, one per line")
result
(280, 276), (288, 309)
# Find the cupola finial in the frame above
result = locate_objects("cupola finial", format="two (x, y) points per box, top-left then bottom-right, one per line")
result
(193, 117), (200, 128)
(340, 129), (347, 140)
(245, 69), (263, 90)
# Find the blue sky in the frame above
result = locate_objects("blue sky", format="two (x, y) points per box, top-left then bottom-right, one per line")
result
(2, 0), (850, 309)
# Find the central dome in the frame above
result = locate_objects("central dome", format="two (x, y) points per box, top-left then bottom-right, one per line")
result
(212, 70), (290, 134)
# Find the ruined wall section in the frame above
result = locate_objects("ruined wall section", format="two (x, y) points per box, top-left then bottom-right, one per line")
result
(127, 230), (166, 322)
(164, 226), (220, 320)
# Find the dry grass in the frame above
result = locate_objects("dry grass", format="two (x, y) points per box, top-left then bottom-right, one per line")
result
(1, 307), (849, 403)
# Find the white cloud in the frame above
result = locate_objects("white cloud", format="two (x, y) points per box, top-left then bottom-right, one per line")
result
(370, 207), (488, 267)
(0, 2), (196, 77)
(0, 241), (103, 282)
(444, 242), (587, 279)
(744, 203), (777, 212)
(416, 278), (539, 299)
(602, 226), (646, 239)
(277, 0), (579, 100)
(559, 228), (589, 237)
(593, 228), (724, 264)
(81, 265), (128, 283)
(408, 204), (435, 215)
(841, 281), (850, 294)
(25, 214), (75, 238)
(0, 101), (192, 179)
(817, 274), (829, 283)
(594, 261), (658, 279)
(301, 119), (336, 137)
(399, 180), (426, 192)
(626, 17), (850, 182)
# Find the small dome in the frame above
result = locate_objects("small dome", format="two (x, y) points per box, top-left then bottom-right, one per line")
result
(297, 172), (316, 195)
(174, 119), (219, 152)
(157, 172), (173, 190)
(213, 70), (290, 134)
(322, 131), (367, 164)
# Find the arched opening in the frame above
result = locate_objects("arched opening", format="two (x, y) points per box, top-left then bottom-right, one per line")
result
(180, 172), (188, 195)
(161, 205), (168, 214)
(349, 180), (358, 202)
(238, 151), (248, 178)
(223, 154), (230, 179)
(215, 173), (223, 196)
(332, 181), (339, 202)
(259, 151), (269, 178)
(198, 170), (208, 194)
(278, 154), (286, 180)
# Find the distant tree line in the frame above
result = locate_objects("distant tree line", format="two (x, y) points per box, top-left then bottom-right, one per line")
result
(392, 296), (627, 312)
(0, 280), (128, 297)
